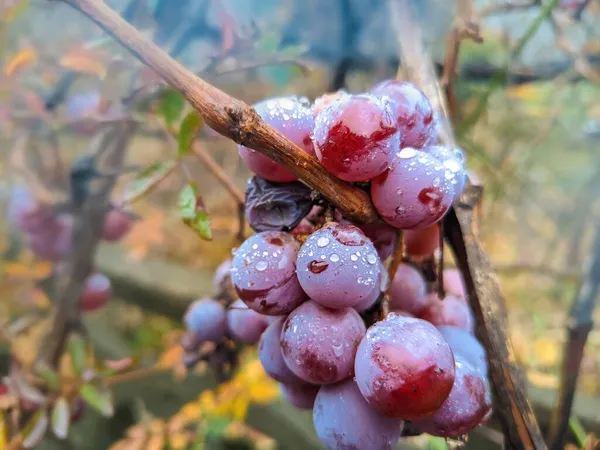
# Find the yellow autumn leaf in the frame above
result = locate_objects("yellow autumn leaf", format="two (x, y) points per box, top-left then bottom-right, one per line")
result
(30, 288), (51, 308)
(505, 83), (544, 102)
(3, 260), (52, 280)
(248, 379), (279, 404)
(231, 396), (249, 421)
(4, 47), (37, 77)
(533, 336), (560, 368)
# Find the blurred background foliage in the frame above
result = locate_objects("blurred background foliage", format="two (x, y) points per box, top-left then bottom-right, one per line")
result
(1, 0), (600, 448)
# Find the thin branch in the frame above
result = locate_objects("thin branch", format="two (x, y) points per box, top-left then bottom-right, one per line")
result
(60, 0), (377, 224)
(547, 222), (600, 450)
(36, 120), (135, 368)
(191, 143), (244, 205)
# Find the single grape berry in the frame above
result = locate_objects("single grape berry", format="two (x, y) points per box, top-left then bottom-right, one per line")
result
(357, 222), (398, 261)
(259, 317), (303, 384)
(369, 79), (437, 149)
(226, 299), (270, 344)
(443, 268), (467, 299)
(313, 380), (404, 450)
(296, 223), (381, 309)
(101, 208), (132, 242)
(388, 263), (428, 315)
(280, 301), (365, 385)
(184, 298), (227, 343)
(212, 259), (233, 294)
(437, 326), (488, 376)
(312, 90), (350, 117)
(312, 94), (400, 182)
(231, 231), (307, 315)
(354, 314), (455, 419)
(419, 294), (474, 334)
(423, 145), (467, 200)
(80, 273), (112, 312)
(27, 217), (72, 261)
(371, 148), (456, 230)
(412, 357), (491, 437)
(354, 262), (388, 313)
(279, 382), (320, 409)
(405, 225), (440, 260)
(238, 96), (315, 182)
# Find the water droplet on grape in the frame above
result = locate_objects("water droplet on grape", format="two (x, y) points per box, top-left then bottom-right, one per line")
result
(367, 254), (377, 265)
(395, 206), (406, 216)
(252, 244), (258, 250)
(317, 237), (330, 248)
(330, 253), (340, 262)
(256, 261), (268, 272)
(396, 187), (403, 195)
(399, 148), (417, 159)
(351, 254), (358, 262)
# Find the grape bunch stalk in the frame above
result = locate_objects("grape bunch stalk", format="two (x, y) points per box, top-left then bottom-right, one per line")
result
(182, 80), (492, 449)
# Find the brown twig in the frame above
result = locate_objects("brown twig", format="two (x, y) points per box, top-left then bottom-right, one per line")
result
(547, 222), (600, 450)
(191, 143), (244, 205)
(59, 0), (377, 224)
(36, 121), (136, 368)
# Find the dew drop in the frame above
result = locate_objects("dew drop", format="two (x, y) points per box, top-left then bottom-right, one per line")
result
(255, 261), (268, 272)
(399, 148), (417, 159)
(330, 254), (340, 262)
(351, 254), (358, 262)
(317, 237), (330, 248)
(395, 206), (406, 216)
(252, 244), (258, 250)
(396, 187), (403, 195)
(367, 254), (377, 265)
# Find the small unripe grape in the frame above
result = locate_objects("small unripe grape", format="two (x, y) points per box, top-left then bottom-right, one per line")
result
(80, 273), (112, 312)
(184, 298), (227, 343)
(226, 299), (270, 344)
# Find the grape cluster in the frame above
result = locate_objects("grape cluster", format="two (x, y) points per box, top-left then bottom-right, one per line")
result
(187, 80), (490, 448)
(6, 185), (132, 313)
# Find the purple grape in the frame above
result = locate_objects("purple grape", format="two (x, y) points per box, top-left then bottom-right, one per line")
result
(226, 299), (270, 344)
(280, 301), (365, 385)
(354, 314), (455, 419)
(238, 96), (315, 182)
(231, 231), (307, 315)
(66, 90), (100, 120)
(443, 268), (467, 299)
(212, 259), (232, 293)
(419, 294), (474, 334)
(80, 273), (111, 312)
(313, 380), (404, 450)
(184, 298), (227, 343)
(388, 263), (428, 315)
(354, 262), (389, 313)
(437, 326), (487, 376)
(279, 382), (319, 409)
(312, 94), (400, 182)
(27, 216), (73, 261)
(296, 224), (381, 309)
(412, 357), (491, 437)
(358, 223), (398, 261)
(369, 80), (438, 149)
(258, 317), (303, 384)
(371, 147), (456, 230)
(405, 225), (440, 260)
(423, 145), (467, 199)
(101, 208), (132, 242)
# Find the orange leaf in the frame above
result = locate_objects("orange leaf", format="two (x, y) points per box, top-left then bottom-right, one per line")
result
(60, 46), (108, 76)
(4, 47), (37, 77)
(3, 261), (52, 280)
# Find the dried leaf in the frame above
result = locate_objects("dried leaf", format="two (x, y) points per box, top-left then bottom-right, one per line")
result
(179, 183), (212, 240)
(178, 112), (203, 157)
(80, 382), (114, 417)
(51, 397), (70, 439)
(4, 47), (37, 77)
(68, 334), (87, 377)
(158, 89), (185, 127)
(22, 409), (48, 448)
(122, 160), (176, 203)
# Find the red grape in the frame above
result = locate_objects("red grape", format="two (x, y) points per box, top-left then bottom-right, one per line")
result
(357, 222), (398, 261)
(371, 148), (456, 230)
(313, 380), (404, 450)
(101, 208), (132, 242)
(259, 317), (303, 384)
(279, 382), (319, 409)
(443, 268), (466, 299)
(354, 262), (388, 312)
(437, 326), (487, 376)
(423, 145), (467, 200)
(290, 218), (315, 236)
(212, 259), (232, 293)
(184, 298), (227, 343)
(27, 217), (72, 261)
(388, 263), (428, 315)
(226, 299), (270, 344)
(80, 273), (112, 312)
(238, 96), (315, 182)
(354, 314), (455, 419)
(280, 301), (365, 385)
(312, 94), (400, 182)
(312, 90), (350, 117)
(231, 231), (307, 315)
(296, 223), (381, 309)
(405, 225), (440, 260)
(419, 294), (474, 334)
(412, 357), (491, 437)
(369, 80), (437, 149)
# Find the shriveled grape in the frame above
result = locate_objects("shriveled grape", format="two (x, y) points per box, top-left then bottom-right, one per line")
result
(313, 380), (403, 450)
(354, 314), (455, 419)
(231, 231), (307, 315)
(296, 223), (381, 309)
(280, 301), (365, 384)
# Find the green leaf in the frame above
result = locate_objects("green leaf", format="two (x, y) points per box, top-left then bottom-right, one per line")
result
(51, 397), (70, 439)
(22, 409), (48, 448)
(205, 416), (231, 439)
(178, 111), (203, 157)
(68, 334), (87, 377)
(36, 363), (59, 391)
(80, 382), (114, 417)
(122, 160), (176, 203)
(158, 89), (185, 127)
(179, 183), (212, 240)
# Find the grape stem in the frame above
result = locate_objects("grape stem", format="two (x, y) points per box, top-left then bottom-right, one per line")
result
(57, 0), (377, 224)
(547, 222), (600, 450)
